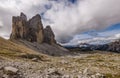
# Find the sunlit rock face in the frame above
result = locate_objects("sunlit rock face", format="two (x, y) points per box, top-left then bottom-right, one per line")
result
(10, 12), (28, 40)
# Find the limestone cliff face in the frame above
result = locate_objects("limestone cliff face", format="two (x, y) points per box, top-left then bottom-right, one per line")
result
(10, 13), (56, 44)
(27, 14), (44, 43)
(43, 26), (56, 44)
(10, 12), (28, 39)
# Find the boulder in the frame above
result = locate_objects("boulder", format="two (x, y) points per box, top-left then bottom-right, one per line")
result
(31, 58), (38, 62)
(4, 66), (18, 75)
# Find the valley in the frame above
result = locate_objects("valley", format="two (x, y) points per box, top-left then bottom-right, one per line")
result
(0, 37), (120, 78)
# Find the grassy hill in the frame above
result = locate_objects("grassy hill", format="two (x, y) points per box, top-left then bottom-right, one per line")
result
(0, 37), (48, 59)
(0, 37), (120, 78)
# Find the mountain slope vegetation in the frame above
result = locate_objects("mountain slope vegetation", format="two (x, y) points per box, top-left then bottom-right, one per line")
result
(0, 37), (120, 78)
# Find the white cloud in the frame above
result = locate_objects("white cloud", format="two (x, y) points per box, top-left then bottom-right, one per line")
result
(0, 0), (49, 38)
(43, 0), (120, 42)
(0, 21), (3, 27)
(62, 29), (120, 46)
(0, 0), (120, 43)
(115, 34), (120, 38)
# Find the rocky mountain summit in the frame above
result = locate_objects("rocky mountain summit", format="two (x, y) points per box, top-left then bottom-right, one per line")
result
(10, 12), (69, 56)
(10, 12), (56, 44)
(43, 25), (56, 44)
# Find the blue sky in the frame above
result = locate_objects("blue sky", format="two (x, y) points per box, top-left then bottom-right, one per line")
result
(63, 24), (120, 45)
(68, 0), (77, 3)
(42, 0), (120, 44)
(40, 0), (120, 43)
(105, 23), (120, 31)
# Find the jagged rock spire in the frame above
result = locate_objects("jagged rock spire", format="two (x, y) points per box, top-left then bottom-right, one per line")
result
(43, 25), (56, 44)
(10, 12), (56, 44)
(20, 12), (27, 21)
(11, 12), (28, 39)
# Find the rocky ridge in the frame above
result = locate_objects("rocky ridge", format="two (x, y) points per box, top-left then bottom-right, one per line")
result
(90, 40), (120, 52)
(10, 12), (56, 44)
(107, 39), (120, 52)
(10, 12), (69, 56)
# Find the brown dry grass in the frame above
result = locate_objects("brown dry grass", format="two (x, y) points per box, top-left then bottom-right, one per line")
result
(0, 37), (120, 78)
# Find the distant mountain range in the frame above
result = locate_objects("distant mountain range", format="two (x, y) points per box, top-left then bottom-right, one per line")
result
(63, 25), (120, 52)
(62, 24), (120, 46)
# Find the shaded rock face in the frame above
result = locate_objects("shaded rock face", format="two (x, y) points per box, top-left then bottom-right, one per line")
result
(27, 14), (44, 43)
(43, 26), (56, 44)
(10, 13), (56, 44)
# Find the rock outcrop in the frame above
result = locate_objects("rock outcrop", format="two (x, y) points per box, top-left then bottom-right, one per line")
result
(10, 13), (69, 56)
(43, 25), (56, 44)
(10, 12), (55, 44)
(28, 14), (44, 43)
(4, 66), (18, 74)
(10, 12), (28, 40)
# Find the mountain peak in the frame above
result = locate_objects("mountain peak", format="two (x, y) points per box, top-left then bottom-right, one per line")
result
(20, 12), (27, 21)
(43, 25), (56, 44)
(10, 12), (56, 44)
